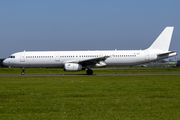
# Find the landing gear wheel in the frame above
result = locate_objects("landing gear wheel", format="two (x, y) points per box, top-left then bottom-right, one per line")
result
(86, 69), (93, 75)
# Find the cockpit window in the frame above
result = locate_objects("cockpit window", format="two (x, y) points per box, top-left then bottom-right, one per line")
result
(8, 56), (15, 58)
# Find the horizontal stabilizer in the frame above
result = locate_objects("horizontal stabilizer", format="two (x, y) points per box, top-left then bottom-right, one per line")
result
(158, 51), (177, 57)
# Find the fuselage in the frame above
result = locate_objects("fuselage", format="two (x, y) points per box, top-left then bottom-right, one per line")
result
(3, 49), (176, 68)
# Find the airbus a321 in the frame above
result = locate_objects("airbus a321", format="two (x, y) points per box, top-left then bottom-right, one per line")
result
(3, 27), (177, 75)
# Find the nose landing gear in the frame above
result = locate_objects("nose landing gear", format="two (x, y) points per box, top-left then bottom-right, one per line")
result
(21, 67), (25, 75)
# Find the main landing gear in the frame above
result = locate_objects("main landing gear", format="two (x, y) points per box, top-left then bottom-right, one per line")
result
(21, 67), (25, 75)
(86, 69), (93, 75)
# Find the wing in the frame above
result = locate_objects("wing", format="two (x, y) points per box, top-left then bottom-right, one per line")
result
(79, 56), (110, 67)
(64, 56), (110, 67)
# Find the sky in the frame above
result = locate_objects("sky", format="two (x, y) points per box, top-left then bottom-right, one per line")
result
(0, 0), (180, 58)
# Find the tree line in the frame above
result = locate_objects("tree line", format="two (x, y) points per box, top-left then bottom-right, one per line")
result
(0, 59), (7, 68)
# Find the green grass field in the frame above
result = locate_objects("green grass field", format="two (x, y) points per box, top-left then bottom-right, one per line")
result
(0, 68), (180, 119)
(0, 66), (180, 75)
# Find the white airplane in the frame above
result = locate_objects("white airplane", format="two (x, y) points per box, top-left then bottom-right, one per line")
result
(3, 27), (177, 75)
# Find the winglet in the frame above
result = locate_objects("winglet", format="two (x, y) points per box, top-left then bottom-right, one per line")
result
(147, 27), (174, 51)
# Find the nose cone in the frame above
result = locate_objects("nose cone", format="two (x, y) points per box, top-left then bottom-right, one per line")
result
(3, 59), (8, 66)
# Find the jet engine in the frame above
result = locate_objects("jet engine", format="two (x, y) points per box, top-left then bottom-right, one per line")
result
(64, 63), (83, 71)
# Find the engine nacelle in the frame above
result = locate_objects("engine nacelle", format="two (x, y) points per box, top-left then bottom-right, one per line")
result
(64, 63), (83, 71)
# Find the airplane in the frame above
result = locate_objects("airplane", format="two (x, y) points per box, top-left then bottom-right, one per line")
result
(3, 27), (177, 75)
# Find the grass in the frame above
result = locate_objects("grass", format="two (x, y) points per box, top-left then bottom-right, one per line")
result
(0, 75), (180, 119)
(0, 66), (180, 75)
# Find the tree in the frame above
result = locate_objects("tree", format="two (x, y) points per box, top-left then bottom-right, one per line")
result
(0, 59), (7, 68)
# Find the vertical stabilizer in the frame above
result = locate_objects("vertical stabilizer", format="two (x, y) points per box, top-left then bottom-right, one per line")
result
(147, 27), (174, 51)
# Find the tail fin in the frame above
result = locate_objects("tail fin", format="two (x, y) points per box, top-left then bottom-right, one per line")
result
(147, 27), (174, 51)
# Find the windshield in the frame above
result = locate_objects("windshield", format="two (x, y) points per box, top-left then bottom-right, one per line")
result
(8, 56), (15, 58)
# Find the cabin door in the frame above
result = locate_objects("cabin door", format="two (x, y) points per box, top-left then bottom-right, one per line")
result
(20, 52), (25, 62)
(145, 51), (149, 61)
(55, 53), (60, 62)
(98, 54), (103, 57)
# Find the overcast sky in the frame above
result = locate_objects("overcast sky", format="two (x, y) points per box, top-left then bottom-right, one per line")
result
(0, 0), (180, 58)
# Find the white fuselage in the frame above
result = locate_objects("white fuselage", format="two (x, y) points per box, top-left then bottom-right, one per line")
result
(3, 49), (176, 68)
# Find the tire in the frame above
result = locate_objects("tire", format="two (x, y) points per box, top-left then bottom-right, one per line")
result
(86, 70), (93, 75)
